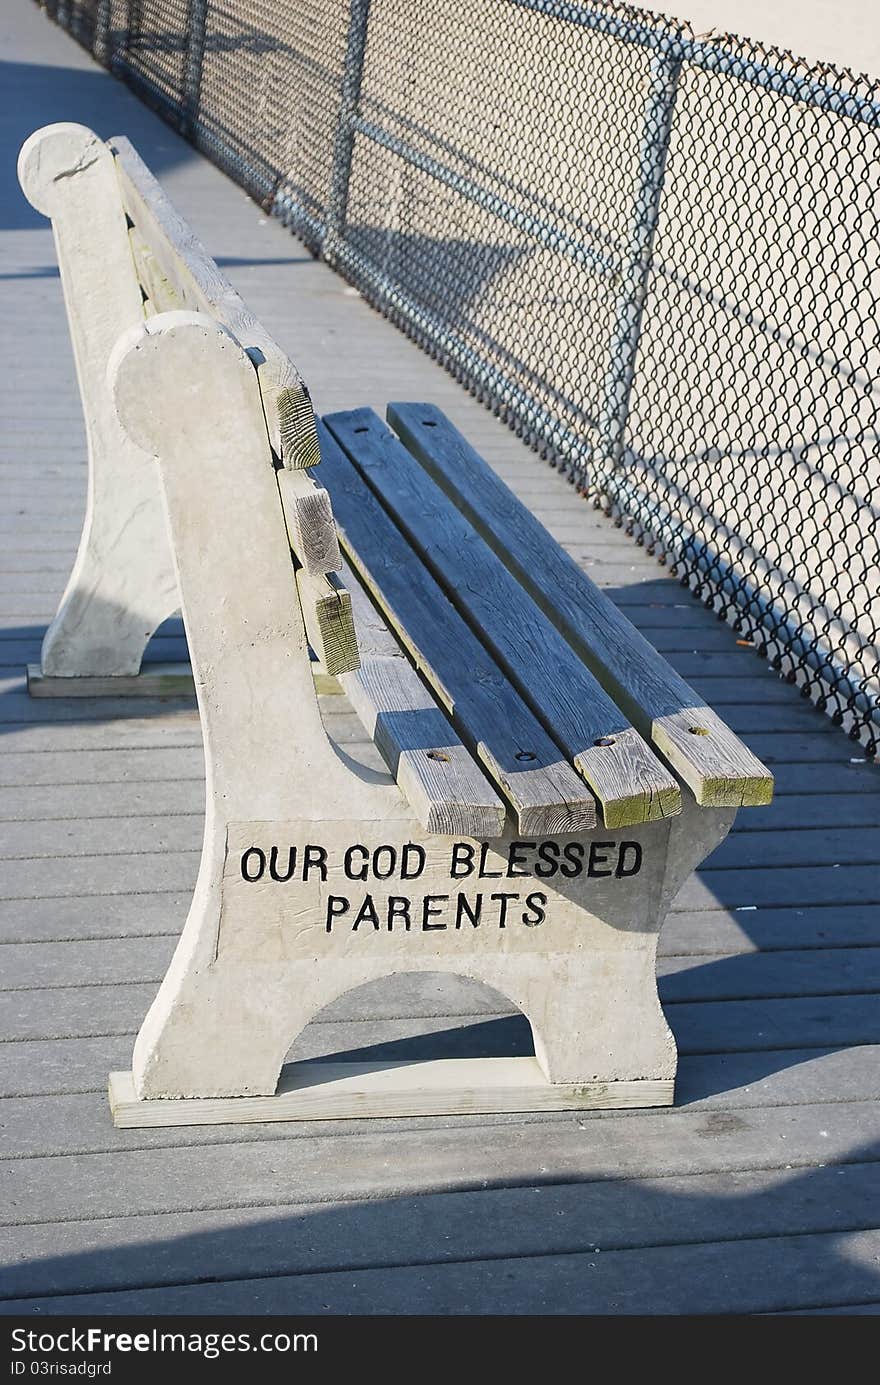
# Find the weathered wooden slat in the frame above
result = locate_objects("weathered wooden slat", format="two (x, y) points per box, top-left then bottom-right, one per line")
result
(324, 410), (681, 829)
(276, 467), (342, 577)
(127, 230), (182, 315)
(339, 564), (505, 836)
(388, 403), (774, 809)
(111, 137), (321, 470)
(314, 424), (596, 834)
(114, 141), (362, 679)
(294, 568), (359, 677)
(109, 1062), (673, 1127)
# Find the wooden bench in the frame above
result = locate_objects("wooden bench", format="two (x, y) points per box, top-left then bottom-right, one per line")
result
(18, 123), (773, 1128)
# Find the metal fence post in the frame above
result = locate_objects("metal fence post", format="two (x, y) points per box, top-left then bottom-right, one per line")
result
(324, 0), (372, 262)
(93, 0), (112, 65)
(596, 49), (682, 495)
(181, 0), (209, 140)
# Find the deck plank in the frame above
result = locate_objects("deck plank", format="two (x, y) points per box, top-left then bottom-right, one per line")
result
(2, 1162), (879, 1306)
(1, 1047), (878, 1161)
(4, 943), (880, 1010)
(6, 1229), (878, 1315)
(4, 1100), (879, 1225)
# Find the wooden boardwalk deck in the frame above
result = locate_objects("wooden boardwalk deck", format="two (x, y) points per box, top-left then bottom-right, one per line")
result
(1, 2), (879, 1316)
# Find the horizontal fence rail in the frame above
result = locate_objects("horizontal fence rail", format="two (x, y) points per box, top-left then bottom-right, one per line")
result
(39, 0), (880, 752)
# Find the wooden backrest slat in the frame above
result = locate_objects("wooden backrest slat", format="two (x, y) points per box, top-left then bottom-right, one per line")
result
(295, 568), (360, 678)
(107, 132), (769, 817)
(387, 403), (774, 809)
(111, 137), (363, 680)
(325, 409), (683, 829)
(276, 468), (342, 578)
(316, 422), (598, 835)
(112, 136), (321, 471)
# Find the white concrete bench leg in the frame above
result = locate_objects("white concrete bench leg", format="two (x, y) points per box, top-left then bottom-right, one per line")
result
(18, 124), (178, 686)
(107, 313), (736, 1125)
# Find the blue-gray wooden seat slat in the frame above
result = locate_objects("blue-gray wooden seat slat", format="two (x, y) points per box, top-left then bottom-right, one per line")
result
(315, 421), (597, 835)
(387, 401), (774, 809)
(323, 408), (685, 829)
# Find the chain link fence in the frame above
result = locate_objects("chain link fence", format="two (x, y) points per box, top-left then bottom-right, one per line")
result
(38, 0), (880, 753)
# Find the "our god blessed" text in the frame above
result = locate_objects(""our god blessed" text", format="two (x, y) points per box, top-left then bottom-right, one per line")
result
(237, 837), (644, 934)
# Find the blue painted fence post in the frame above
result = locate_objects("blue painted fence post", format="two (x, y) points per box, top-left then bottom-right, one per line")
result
(325, 0), (372, 262)
(596, 49), (682, 496)
(93, 0), (112, 65)
(181, 0), (209, 140)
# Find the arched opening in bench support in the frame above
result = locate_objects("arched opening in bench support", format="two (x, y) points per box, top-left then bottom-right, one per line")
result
(283, 969), (537, 1070)
(128, 921), (679, 1100)
(263, 958), (674, 1095)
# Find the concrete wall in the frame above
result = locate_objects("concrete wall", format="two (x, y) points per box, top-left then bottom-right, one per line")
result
(670, 0), (880, 79)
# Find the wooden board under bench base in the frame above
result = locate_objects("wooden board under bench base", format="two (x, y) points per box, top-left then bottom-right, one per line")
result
(28, 662), (344, 698)
(28, 660), (195, 699)
(109, 1060), (674, 1127)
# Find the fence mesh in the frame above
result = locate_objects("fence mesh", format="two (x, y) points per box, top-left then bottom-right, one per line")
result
(38, 0), (880, 752)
